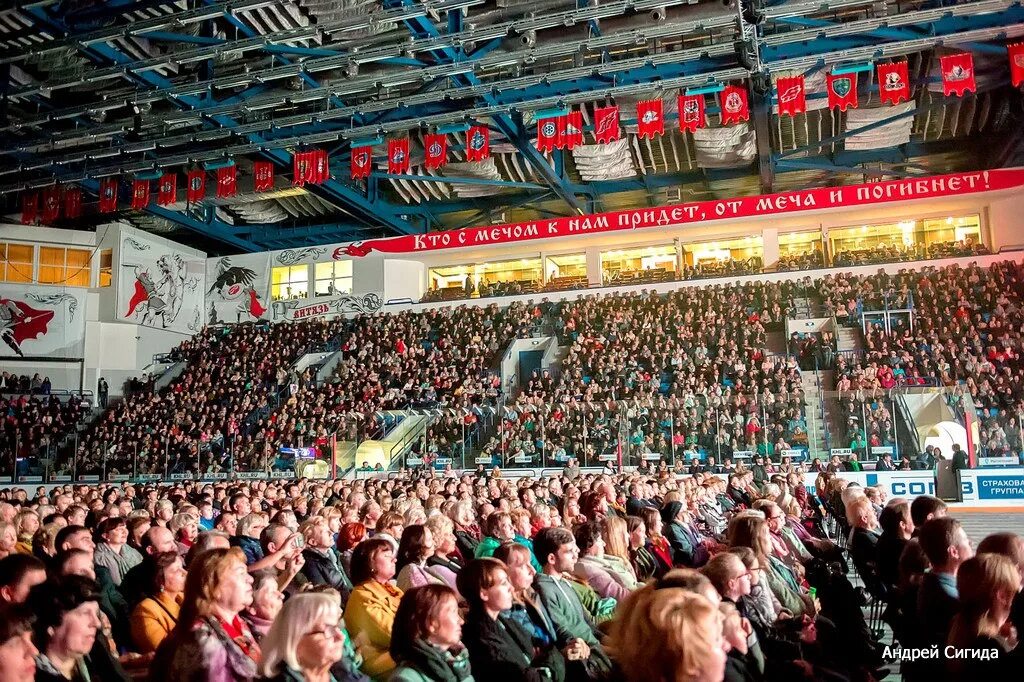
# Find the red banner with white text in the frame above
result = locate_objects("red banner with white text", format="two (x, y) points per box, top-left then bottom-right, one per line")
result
(335, 168), (1023, 258)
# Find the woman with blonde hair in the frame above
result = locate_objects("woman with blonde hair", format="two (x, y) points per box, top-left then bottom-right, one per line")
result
(606, 584), (727, 682)
(258, 593), (348, 682)
(149, 547), (259, 682)
(601, 516), (637, 583)
(448, 500), (481, 560)
(727, 513), (811, 617)
(946, 553), (1022, 677)
(424, 514), (463, 589)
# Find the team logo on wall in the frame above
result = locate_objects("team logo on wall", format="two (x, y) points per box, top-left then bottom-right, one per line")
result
(884, 72), (904, 91)
(124, 255), (188, 328)
(207, 258), (267, 323)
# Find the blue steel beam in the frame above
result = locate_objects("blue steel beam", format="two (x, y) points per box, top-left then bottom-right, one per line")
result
(390, 0), (585, 215)
(22, 4), (421, 242)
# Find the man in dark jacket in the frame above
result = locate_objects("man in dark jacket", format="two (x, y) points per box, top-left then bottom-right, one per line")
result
(661, 502), (710, 568)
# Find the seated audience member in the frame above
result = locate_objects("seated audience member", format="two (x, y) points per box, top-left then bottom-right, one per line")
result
(120, 525), (178, 608)
(573, 521), (637, 600)
(639, 507), (673, 578)
(0, 603), (37, 680)
(532, 527), (612, 679)
(975, 531), (1024, 636)
(605, 582), (727, 682)
(720, 602), (763, 682)
(300, 516), (353, 604)
(257, 592), (349, 682)
(396, 525), (445, 592)
(846, 495), (883, 596)
(93, 517), (143, 586)
(424, 515), (463, 589)
(460, 556), (570, 682)
(343, 537), (403, 679)
(129, 551), (185, 654)
(150, 548), (260, 682)
(474, 512), (515, 559)
(946, 553), (1021, 677)
(390, 584), (472, 682)
(661, 502), (710, 568)
(374, 513), (405, 553)
(876, 499), (913, 593)
(241, 570), (285, 641)
(727, 513), (811, 618)
(28, 574), (127, 682)
(0, 553), (46, 605)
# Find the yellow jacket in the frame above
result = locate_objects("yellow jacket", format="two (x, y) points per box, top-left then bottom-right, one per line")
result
(130, 591), (182, 654)
(343, 580), (403, 680)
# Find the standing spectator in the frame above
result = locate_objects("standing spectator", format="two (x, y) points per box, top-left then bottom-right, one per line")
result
(98, 378), (108, 409)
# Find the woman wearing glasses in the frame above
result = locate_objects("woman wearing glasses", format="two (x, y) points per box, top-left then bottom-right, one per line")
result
(258, 593), (348, 682)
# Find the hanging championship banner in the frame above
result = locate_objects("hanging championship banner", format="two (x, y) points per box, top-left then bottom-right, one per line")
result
(41, 186), (61, 223)
(424, 134), (448, 170)
(351, 148), (372, 179)
(388, 138), (410, 174)
(99, 178), (119, 212)
(20, 193), (38, 225)
(186, 170), (206, 202)
(561, 110), (583, 149)
(536, 116), (559, 151)
(677, 94), (706, 132)
(593, 106), (620, 143)
(253, 162), (274, 192)
(940, 53), (976, 96)
(157, 173), (177, 206)
(636, 99), (665, 139)
(826, 72), (858, 111)
(131, 179), (150, 209)
(216, 165), (238, 198)
(720, 86), (750, 125)
(1010, 44), (1024, 87)
(876, 61), (910, 105)
(776, 75), (807, 116)
(65, 188), (82, 219)
(465, 126), (490, 162)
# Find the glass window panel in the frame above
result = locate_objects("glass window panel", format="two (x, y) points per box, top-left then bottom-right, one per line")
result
(601, 244), (676, 284)
(99, 249), (113, 288)
(38, 265), (64, 284)
(7, 244), (32, 264)
(39, 247), (64, 267)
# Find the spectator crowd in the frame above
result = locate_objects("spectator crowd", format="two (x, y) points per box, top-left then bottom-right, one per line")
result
(0, 462), (1020, 682)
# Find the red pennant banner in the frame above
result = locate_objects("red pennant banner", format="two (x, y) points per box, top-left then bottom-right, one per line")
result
(677, 95), (706, 133)
(21, 193), (38, 225)
(465, 126), (490, 162)
(65, 188), (82, 220)
(253, 162), (274, 192)
(293, 151), (311, 186)
(216, 166), (238, 198)
(636, 99), (665, 139)
(388, 138), (410, 174)
(311, 149), (330, 184)
(186, 170), (206, 203)
(940, 53), (976, 97)
(157, 173), (176, 206)
(826, 72), (858, 111)
(350, 147), (372, 179)
(424, 134), (447, 170)
(776, 75), (807, 116)
(131, 179), (150, 209)
(562, 111), (583, 149)
(99, 178), (119, 213)
(41, 186), (61, 223)
(720, 86), (750, 125)
(876, 61), (910, 105)
(1010, 44), (1024, 88)
(537, 117), (559, 152)
(592, 106), (620, 143)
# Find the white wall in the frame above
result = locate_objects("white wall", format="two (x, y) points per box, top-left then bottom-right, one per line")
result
(382, 259), (426, 302)
(987, 192), (1024, 251)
